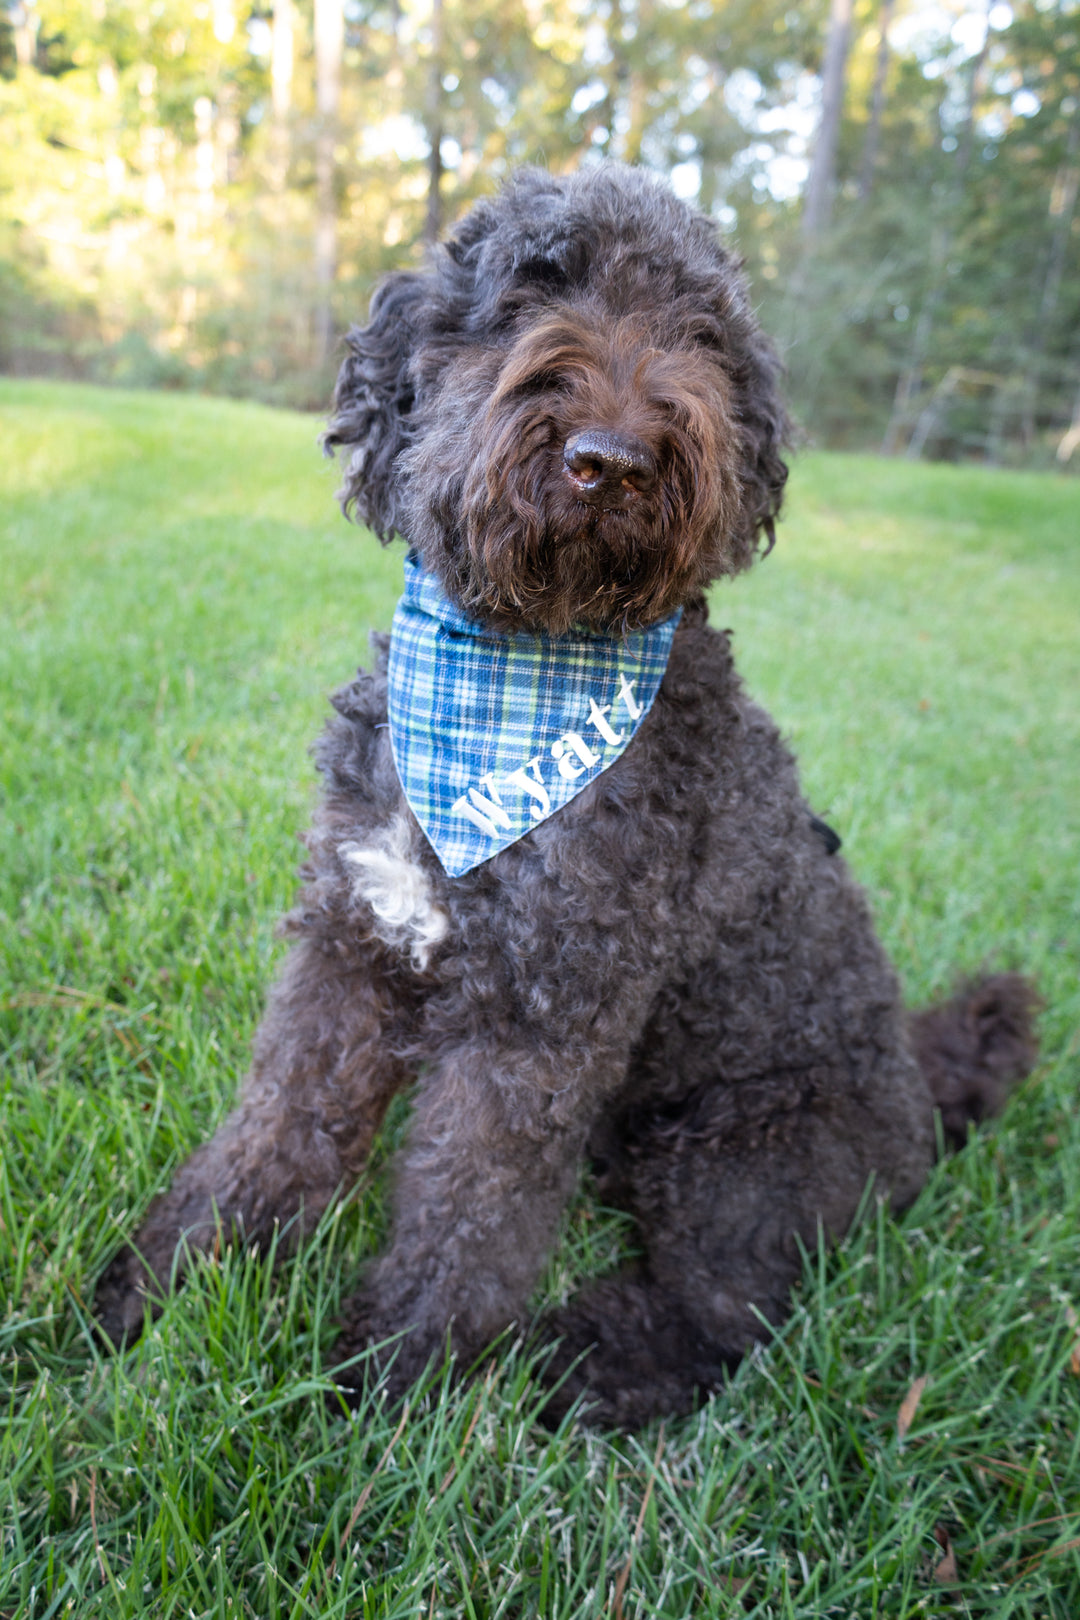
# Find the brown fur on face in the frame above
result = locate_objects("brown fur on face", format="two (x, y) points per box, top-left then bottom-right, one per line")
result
(438, 307), (744, 633)
(328, 166), (790, 634)
(401, 308), (747, 635)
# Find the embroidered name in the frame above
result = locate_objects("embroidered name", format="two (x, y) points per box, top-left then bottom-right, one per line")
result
(450, 673), (644, 840)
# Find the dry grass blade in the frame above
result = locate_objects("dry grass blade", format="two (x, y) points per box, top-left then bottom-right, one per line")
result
(329, 1400), (411, 1580)
(1065, 1303), (1080, 1375)
(112, 1023), (155, 1076)
(932, 1523), (958, 1585)
(701, 1569), (754, 1600)
(611, 1425), (665, 1620)
(981, 1511), (1075, 1552)
(897, 1374), (928, 1441)
(1017, 1535), (1080, 1578)
(2, 984), (165, 1023)
(438, 1362), (495, 1493)
(89, 1468), (107, 1586)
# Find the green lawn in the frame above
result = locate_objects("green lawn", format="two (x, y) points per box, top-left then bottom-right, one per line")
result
(1, 378), (1078, 1618)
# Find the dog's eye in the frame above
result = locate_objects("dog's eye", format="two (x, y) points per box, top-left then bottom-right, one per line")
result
(514, 257), (571, 293)
(686, 319), (727, 354)
(487, 259), (572, 333)
(508, 367), (567, 397)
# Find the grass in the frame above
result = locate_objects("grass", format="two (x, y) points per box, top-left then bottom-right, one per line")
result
(1, 377), (1078, 1619)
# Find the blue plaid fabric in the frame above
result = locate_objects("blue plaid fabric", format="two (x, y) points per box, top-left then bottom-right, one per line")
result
(387, 553), (681, 877)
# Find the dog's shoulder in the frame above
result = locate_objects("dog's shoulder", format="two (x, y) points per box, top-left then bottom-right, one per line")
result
(647, 600), (783, 774)
(661, 598), (738, 704)
(310, 635), (397, 815)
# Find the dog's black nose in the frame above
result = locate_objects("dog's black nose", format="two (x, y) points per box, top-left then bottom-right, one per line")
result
(563, 430), (657, 505)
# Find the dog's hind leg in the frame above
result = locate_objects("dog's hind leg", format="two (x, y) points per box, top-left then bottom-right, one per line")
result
(540, 972), (1040, 1429)
(539, 1050), (937, 1429)
(95, 937), (413, 1347)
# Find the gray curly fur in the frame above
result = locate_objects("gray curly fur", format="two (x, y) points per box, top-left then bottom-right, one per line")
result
(96, 165), (1039, 1428)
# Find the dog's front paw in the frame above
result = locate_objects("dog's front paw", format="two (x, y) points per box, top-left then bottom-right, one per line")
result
(537, 1276), (738, 1430)
(330, 1292), (433, 1409)
(534, 1304), (638, 1430)
(94, 1247), (162, 1349)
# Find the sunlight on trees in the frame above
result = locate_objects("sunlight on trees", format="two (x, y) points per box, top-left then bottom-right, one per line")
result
(0, 0), (1077, 462)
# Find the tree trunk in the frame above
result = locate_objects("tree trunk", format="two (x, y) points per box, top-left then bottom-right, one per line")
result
(882, 2), (991, 454)
(802, 0), (855, 243)
(313, 0), (344, 368)
(619, 0), (653, 167)
(13, 0), (39, 67)
(270, 0), (294, 188)
(1055, 376), (1080, 463)
(424, 0), (445, 243)
(1020, 110), (1080, 444)
(857, 0), (893, 201)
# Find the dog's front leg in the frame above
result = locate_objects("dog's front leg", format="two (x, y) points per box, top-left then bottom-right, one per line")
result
(95, 936), (413, 1346)
(332, 1041), (615, 1401)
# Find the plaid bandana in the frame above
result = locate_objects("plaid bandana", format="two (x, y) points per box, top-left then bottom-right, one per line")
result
(387, 553), (681, 877)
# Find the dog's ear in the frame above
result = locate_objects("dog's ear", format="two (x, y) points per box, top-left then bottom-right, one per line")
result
(737, 330), (790, 556)
(322, 270), (430, 540)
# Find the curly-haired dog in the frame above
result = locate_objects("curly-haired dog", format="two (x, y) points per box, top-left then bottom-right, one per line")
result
(97, 165), (1038, 1427)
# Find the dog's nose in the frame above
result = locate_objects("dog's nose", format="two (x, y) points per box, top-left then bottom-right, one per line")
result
(563, 430), (657, 504)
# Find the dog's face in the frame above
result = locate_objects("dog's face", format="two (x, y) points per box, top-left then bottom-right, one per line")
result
(324, 165), (788, 634)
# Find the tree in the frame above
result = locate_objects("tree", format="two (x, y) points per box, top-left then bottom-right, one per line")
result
(0, 0), (1077, 463)
(313, 0), (343, 367)
(881, 0), (995, 454)
(802, 0), (854, 242)
(423, 0), (444, 240)
(857, 0), (894, 201)
(270, 0), (294, 188)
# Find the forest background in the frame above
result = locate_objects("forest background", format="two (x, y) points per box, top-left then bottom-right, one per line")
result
(2, 0), (1079, 463)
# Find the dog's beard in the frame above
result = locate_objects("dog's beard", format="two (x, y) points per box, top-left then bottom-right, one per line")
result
(402, 310), (752, 635)
(457, 432), (721, 634)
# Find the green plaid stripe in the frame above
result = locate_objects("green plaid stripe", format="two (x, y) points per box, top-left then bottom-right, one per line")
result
(387, 553), (681, 876)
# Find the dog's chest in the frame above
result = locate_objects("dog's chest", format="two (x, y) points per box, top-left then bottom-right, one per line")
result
(323, 616), (779, 983)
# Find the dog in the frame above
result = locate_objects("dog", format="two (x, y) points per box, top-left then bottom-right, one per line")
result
(96, 165), (1038, 1428)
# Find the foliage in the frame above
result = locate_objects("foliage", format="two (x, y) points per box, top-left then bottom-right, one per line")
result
(1, 1), (1078, 458)
(2, 380), (1079, 1614)
(769, 0), (1080, 461)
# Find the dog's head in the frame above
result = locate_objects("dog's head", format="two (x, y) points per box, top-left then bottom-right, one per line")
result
(324, 165), (788, 634)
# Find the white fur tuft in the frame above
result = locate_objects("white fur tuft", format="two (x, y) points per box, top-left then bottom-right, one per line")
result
(339, 813), (449, 970)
